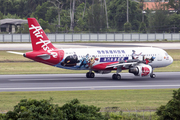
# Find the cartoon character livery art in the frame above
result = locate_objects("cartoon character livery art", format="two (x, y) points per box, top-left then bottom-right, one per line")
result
(7, 18), (173, 80)
(57, 52), (99, 70)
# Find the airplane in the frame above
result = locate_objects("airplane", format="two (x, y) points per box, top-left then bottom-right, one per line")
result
(8, 18), (173, 80)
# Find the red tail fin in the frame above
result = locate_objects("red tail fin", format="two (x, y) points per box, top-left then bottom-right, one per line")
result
(28, 18), (56, 51)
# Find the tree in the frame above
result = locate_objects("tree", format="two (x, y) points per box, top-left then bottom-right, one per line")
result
(19, 0), (48, 18)
(147, 2), (170, 33)
(60, 99), (106, 120)
(124, 22), (132, 32)
(82, 0), (87, 19)
(74, 2), (88, 31)
(104, 0), (109, 28)
(139, 22), (146, 33)
(108, 0), (141, 31)
(167, 0), (180, 14)
(3, 98), (64, 120)
(168, 13), (180, 33)
(48, 0), (65, 27)
(0, 11), (3, 20)
(156, 88), (180, 120)
(31, 2), (49, 21)
(138, 0), (145, 22)
(70, 0), (76, 31)
(1, 98), (107, 120)
(87, 0), (106, 32)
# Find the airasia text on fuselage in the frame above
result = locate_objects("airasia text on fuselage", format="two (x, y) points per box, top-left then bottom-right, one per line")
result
(29, 25), (57, 58)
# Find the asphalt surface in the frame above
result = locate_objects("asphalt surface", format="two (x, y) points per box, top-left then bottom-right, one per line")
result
(0, 72), (180, 92)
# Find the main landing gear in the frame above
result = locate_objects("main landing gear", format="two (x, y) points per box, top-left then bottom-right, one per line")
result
(112, 74), (121, 80)
(86, 72), (95, 78)
(112, 67), (122, 80)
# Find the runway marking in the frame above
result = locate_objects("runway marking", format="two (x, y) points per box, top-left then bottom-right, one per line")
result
(9, 79), (63, 81)
(1, 85), (180, 90)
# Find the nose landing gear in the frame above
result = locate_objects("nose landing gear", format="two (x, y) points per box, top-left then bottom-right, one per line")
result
(150, 67), (156, 78)
(150, 73), (156, 78)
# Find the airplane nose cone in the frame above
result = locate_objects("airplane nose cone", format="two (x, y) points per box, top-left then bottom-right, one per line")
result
(169, 55), (173, 64)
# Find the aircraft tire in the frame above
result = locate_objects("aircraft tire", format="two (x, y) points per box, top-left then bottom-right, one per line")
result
(90, 72), (95, 78)
(116, 74), (121, 80)
(86, 72), (90, 78)
(112, 74), (116, 80)
(150, 74), (156, 78)
(86, 72), (95, 78)
(112, 74), (121, 80)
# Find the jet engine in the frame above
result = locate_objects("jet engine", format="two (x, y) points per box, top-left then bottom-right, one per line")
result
(129, 64), (152, 77)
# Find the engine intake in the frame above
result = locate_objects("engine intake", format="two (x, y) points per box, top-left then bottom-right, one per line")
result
(129, 67), (139, 76)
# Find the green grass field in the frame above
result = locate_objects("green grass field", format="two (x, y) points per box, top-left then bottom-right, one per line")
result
(0, 49), (179, 74)
(0, 89), (176, 112)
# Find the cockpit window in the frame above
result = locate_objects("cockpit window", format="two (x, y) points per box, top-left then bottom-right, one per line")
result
(165, 52), (168, 56)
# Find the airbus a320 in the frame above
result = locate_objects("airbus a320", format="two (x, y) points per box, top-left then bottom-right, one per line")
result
(8, 18), (173, 80)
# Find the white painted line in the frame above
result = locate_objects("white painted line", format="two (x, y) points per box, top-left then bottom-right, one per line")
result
(9, 79), (63, 81)
(0, 85), (180, 90)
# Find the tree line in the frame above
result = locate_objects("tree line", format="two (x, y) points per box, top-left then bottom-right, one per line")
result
(0, 0), (180, 33)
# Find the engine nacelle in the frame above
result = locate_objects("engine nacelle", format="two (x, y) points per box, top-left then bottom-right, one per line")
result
(94, 70), (112, 74)
(129, 64), (152, 77)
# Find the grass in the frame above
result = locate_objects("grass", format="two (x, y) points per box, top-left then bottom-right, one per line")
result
(155, 61), (180, 72)
(0, 62), (88, 74)
(0, 50), (29, 62)
(165, 49), (180, 61)
(0, 89), (176, 112)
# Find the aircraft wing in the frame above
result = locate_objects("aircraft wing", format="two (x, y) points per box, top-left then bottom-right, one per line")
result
(106, 62), (138, 69)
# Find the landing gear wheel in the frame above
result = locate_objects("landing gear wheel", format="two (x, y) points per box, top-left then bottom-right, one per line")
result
(86, 72), (90, 78)
(112, 74), (121, 80)
(90, 72), (95, 78)
(116, 74), (121, 80)
(150, 74), (156, 78)
(112, 74), (116, 79)
(86, 72), (95, 78)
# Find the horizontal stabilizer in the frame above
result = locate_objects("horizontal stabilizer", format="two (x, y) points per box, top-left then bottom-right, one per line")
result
(36, 54), (51, 60)
(7, 51), (24, 55)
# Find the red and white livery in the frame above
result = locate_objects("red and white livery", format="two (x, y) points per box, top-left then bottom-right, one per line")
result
(8, 18), (173, 80)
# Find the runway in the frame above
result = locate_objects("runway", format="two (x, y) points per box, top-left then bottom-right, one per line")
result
(0, 72), (180, 92)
